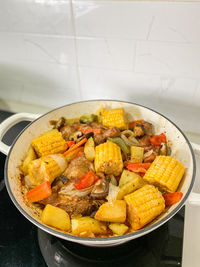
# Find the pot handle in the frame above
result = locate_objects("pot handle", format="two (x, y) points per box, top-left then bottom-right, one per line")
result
(187, 142), (200, 206)
(0, 113), (40, 156)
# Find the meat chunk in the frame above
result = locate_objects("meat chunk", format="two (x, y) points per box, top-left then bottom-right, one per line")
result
(133, 124), (145, 137)
(94, 127), (121, 145)
(137, 135), (151, 147)
(103, 127), (121, 139)
(60, 123), (80, 140)
(133, 120), (152, 137)
(63, 154), (93, 181)
(56, 196), (94, 216)
(143, 146), (160, 163)
(141, 121), (153, 136)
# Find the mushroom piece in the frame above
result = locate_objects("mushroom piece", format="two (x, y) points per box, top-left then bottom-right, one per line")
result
(90, 179), (109, 199)
(159, 143), (171, 156)
(54, 117), (66, 130)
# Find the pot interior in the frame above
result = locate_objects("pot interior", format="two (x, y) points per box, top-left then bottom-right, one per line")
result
(5, 100), (195, 245)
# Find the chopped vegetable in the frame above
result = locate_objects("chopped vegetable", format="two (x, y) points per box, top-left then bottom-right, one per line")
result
(119, 170), (141, 187)
(102, 108), (127, 130)
(20, 146), (36, 175)
(163, 192), (183, 206)
(32, 129), (67, 157)
(79, 114), (98, 124)
(41, 204), (71, 231)
(108, 137), (130, 154)
(65, 147), (84, 162)
(66, 140), (75, 147)
(27, 181), (52, 203)
(143, 156), (185, 192)
(109, 223), (128, 235)
(124, 185), (165, 230)
(107, 183), (120, 202)
(84, 137), (95, 161)
(129, 120), (143, 129)
(73, 170), (99, 190)
(95, 142), (123, 176)
(63, 137), (87, 156)
(130, 146), (144, 163)
(79, 128), (101, 135)
(95, 200), (126, 223)
(28, 154), (67, 185)
(126, 163), (151, 173)
(71, 216), (107, 235)
(150, 133), (167, 146)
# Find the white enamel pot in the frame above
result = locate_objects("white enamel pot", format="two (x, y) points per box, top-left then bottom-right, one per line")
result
(1, 100), (200, 247)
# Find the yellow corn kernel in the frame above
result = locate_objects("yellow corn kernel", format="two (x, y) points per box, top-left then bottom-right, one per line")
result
(28, 154), (67, 185)
(95, 142), (123, 176)
(143, 156), (185, 193)
(102, 108), (127, 130)
(32, 129), (67, 157)
(41, 204), (71, 231)
(124, 185), (165, 230)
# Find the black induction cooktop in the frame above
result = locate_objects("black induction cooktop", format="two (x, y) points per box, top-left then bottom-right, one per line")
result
(0, 110), (184, 267)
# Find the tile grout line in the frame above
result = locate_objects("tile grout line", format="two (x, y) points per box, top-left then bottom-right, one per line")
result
(69, 0), (83, 100)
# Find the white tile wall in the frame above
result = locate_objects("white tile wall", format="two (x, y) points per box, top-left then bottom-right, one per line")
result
(0, 0), (200, 133)
(0, 0), (73, 35)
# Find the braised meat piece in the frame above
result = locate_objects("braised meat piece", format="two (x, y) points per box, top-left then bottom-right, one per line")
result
(63, 154), (93, 181)
(133, 124), (145, 137)
(143, 146), (160, 163)
(103, 127), (121, 139)
(141, 121), (153, 136)
(60, 123), (80, 140)
(94, 127), (121, 145)
(56, 196), (94, 216)
(137, 135), (151, 147)
(133, 120), (153, 137)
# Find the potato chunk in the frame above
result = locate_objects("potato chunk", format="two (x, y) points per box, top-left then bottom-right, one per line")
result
(95, 200), (126, 223)
(84, 137), (95, 161)
(71, 216), (107, 235)
(109, 223), (129, 235)
(21, 146), (36, 175)
(41, 204), (71, 231)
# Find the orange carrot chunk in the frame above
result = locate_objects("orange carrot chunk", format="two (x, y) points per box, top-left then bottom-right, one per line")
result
(66, 140), (75, 148)
(129, 120), (143, 129)
(63, 137), (87, 156)
(163, 192), (183, 207)
(26, 181), (52, 203)
(150, 133), (167, 146)
(79, 128), (101, 135)
(126, 163), (151, 173)
(73, 170), (99, 190)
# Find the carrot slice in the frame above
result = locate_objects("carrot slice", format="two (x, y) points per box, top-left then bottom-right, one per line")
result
(73, 170), (99, 190)
(150, 133), (167, 146)
(63, 137), (87, 156)
(66, 141), (75, 148)
(163, 192), (183, 207)
(126, 163), (151, 173)
(79, 128), (101, 135)
(26, 181), (52, 203)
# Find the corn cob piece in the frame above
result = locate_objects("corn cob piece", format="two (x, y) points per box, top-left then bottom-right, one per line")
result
(101, 108), (127, 130)
(95, 142), (123, 176)
(32, 129), (67, 157)
(124, 184), (165, 230)
(143, 156), (185, 193)
(28, 154), (67, 185)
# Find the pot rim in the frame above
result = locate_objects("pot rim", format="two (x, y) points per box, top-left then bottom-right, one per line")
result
(4, 99), (196, 243)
